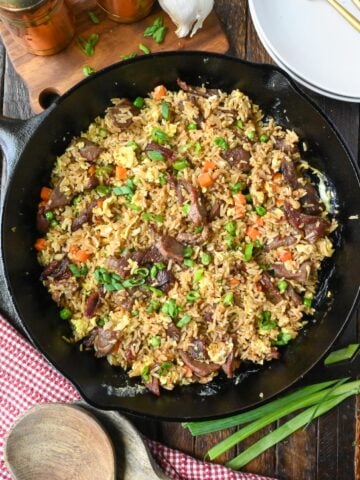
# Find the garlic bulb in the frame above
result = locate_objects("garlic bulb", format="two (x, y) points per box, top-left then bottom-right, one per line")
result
(158, 0), (214, 38)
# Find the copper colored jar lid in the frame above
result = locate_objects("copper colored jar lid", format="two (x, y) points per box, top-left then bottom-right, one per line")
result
(0, 0), (47, 11)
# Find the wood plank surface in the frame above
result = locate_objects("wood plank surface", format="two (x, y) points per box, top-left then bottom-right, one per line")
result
(0, 1), (359, 479)
(0, 0), (228, 113)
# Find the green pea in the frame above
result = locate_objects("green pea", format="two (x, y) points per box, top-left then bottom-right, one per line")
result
(183, 247), (193, 258)
(45, 211), (54, 221)
(59, 308), (72, 320)
(182, 203), (190, 215)
(260, 134), (269, 142)
(255, 205), (267, 216)
(246, 130), (256, 140)
(214, 137), (229, 150)
(303, 296), (313, 308)
(149, 336), (161, 347)
(225, 221), (237, 236)
(231, 182), (245, 194)
(194, 269), (204, 283)
(235, 119), (244, 129)
(176, 315), (192, 328)
(133, 97), (144, 109)
(186, 290), (200, 302)
(223, 292), (234, 307)
(184, 258), (195, 268)
(187, 123), (197, 131)
(277, 280), (288, 293)
(201, 252), (212, 266)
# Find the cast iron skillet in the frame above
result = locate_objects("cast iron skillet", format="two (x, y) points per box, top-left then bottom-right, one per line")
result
(0, 52), (359, 420)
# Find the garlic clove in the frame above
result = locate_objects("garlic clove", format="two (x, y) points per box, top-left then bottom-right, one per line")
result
(159, 0), (214, 38)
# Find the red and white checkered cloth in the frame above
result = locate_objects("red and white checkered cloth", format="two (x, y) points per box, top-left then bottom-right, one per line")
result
(0, 316), (276, 480)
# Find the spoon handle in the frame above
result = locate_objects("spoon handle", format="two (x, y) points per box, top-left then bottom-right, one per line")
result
(352, 0), (360, 10)
(327, 0), (360, 32)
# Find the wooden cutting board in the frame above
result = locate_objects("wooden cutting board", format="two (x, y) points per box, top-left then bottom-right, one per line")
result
(0, 1), (229, 112)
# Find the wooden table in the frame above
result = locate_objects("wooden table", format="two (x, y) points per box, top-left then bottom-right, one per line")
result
(0, 1), (359, 479)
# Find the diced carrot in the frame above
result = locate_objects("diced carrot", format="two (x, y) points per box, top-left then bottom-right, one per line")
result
(203, 161), (217, 172)
(229, 278), (241, 287)
(153, 85), (167, 100)
(255, 216), (264, 226)
(233, 193), (247, 206)
(88, 165), (96, 176)
(197, 172), (214, 188)
(184, 365), (193, 377)
(272, 172), (283, 182)
(97, 200), (104, 208)
(40, 187), (52, 201)
(276, 198), (284, 206)
(234, 205), (246, 218)
(69, 244), (79, 255)
(34, 238), (47, 251)
(73, 250), (90, 262)
(256, 283), (263, 292)
(247, 226), (260, 240)
(115, 165), (128, 180)
(279, 250), (292, 262)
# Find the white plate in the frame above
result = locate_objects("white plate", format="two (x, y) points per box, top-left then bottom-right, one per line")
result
(250, 6), (360, 102)
(249, 0), (360, 100)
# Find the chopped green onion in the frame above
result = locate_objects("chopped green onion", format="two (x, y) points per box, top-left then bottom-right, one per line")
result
(243, 242), (254, 262)
(173, 159), (190, 171)
(153, 25), (167, 43)
(246, 130), (256, 140)
(176, 315), (192, 328)
(260, 134), (269, 142)
(324, 344), (360, 366)
(69, 264), (88, 278)
(45, 211), (54, 221)
(231, 182), (245, 194)
(194, 142), (202, 155)
(131, 310), (139, 317)
(144, 16), (167, 44)
(139, 43), (151, 54)
(161, 298), (180, 318)
(143, 285), (164, 297)
(147, 150), (165, 161)
(200, 252), (212, 266)
(122, 52), (137, 60)
(159, 173), (167, 185)
(303, 296), (313, 308)
(59, 308), (71, 320)
(113, 185), (134, 199)
(158, 361), (173, 376)
(88, 11), (100, 24)
(77, 33), (99, 57)
(126, 140), (139, 150)
(96, 185), (111, 195)
(187, 123), (197, 131)
(126, 203), (141, 211)
(235, 119), (244, 129)
(50, 219), (59, 227)
(146, 300), (161, 313)
(161, 101), (170, 120)
(255, 205), (267, 216)
(133, 267), (149, 278)
(149, 336), (161, 347)
(83, 66), (95, 77)
(186, 290), (200, 302)
(183, 246), (193, 258)
(133, 97), (144, 109)
(273, 329), (292, 346)
(184, 258), (195, 268)
(214, 137), (229, 150)
(142, 212), (165, 223)
(277, 280), (288, 293)
(225, 221), (237, 236)
(194, 226), (203, 234)
(182, 203), (190, 215)
(151, 127), (170, 144)
(245, 194), (253, 203)
(141, 365), (150, 382)
(258, 311), (277, 330)
(155, 262), (166, 270)
(223, 292), (234, 307)
(194, 269), (204, 283)
(122, 277), (146, 288)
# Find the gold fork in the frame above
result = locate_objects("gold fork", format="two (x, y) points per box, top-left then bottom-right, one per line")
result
(327, 0), (360, 32)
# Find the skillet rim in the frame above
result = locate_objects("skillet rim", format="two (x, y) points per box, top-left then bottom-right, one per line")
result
(2, 50), (360, 420)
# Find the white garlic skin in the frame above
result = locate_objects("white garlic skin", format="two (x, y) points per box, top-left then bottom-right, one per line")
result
(158, 0), (214, 38)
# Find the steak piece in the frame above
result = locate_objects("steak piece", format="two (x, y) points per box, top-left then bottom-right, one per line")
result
(179, 350), (220, 377)
(40, 257), (70, 281)
(71, 200), (97, 232)
(272, 260), (312, 284)
(284, 201), (330, 244)
(85, 292), (100, 318)
(221, 146), (251, 172)
(79, 138), (105, 162)
(46, 182), (71, 210)
(259, 272), (283, 304)
(180, 180), (208, 226)
(156, 235), (184, 263)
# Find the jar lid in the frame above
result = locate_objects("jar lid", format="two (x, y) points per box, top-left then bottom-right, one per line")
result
(0, 0), (46, 11)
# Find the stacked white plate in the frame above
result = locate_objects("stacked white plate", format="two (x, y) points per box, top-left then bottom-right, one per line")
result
(249, 0), (360, 102)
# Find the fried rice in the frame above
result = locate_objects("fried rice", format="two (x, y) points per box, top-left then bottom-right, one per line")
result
(35, 80), (336, 395)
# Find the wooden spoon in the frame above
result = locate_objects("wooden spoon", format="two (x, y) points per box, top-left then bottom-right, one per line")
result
(4, 403), (168, 480)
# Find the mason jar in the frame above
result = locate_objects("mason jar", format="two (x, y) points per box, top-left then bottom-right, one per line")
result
(96, 0), (154, 23)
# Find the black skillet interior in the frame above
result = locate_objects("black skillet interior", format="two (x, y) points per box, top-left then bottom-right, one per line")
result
(1, 52), (360, 420)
